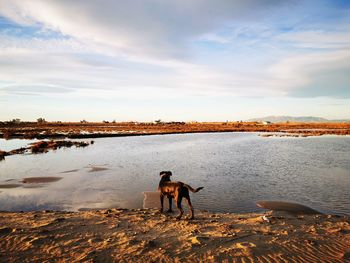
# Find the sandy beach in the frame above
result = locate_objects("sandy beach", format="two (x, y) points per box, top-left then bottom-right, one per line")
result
(1, 208), (349, 262)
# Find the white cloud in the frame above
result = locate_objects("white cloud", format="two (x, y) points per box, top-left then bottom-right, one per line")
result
(0, 47), (269, 99)
(0, 37), (349, 101)
(0, 0), (283, 60)
(0, 0), (350, 121)
(0, 34), (88, 53)
(269, 49), (350, 97)
(276, 30), (350, 49)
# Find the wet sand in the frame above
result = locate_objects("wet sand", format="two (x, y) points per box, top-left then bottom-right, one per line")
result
(0, 209), (349, 262)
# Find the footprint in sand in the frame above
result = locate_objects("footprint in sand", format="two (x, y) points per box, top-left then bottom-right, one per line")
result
(343, 252), (350, 261)
(0, 227), (13, 235)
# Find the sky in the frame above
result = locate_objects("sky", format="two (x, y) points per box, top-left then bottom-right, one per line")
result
(0, 0), (349, 122)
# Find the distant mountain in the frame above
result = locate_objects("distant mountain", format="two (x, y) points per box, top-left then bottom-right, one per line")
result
(247, 116), (350, 123)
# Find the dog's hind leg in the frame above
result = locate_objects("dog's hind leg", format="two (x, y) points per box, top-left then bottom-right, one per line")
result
(186, 197), (195, 220)
(175, 198), (184, 220)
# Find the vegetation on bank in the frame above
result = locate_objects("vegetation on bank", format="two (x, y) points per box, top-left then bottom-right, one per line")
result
(0, 121), (349, 140)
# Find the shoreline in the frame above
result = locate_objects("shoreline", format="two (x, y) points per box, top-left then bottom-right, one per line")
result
(1, 208), (349, 262)
(1, 130), (350, 141)
(1, 122), (350, 140)
(1, 130), (349, 160)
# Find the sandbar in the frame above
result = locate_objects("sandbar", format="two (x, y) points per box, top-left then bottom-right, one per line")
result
(0, 184), (22, 189)
(21, 177), (63, 184)
(256, 200), (321, 214)
(89, 166), (109, 172)
(61, 169), (80, 174)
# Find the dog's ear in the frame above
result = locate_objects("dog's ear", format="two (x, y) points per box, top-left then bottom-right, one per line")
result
(160, 171), (172, 177)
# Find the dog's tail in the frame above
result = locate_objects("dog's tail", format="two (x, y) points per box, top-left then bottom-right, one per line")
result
(184, 184), (204, 193)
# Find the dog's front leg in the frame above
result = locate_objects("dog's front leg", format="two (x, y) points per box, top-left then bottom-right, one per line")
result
(167, 197), (173, 212)
(159, 194), (164, 213)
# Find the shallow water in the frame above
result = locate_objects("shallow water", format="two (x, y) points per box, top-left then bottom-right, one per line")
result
(0, 138), (40, 151)
(0, 133), (349, 214)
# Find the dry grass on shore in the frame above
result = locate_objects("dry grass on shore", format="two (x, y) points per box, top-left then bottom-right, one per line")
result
(1, 121), (350, 139)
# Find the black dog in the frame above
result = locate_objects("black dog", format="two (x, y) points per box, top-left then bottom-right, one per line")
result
(158, 171), (203, 219)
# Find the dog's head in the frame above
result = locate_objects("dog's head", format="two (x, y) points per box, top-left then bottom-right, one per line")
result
(159, 171), (172, 181)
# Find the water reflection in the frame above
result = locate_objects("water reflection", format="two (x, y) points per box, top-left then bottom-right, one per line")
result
(0, 133), (349, 214)
(0, 138), (39, 151)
